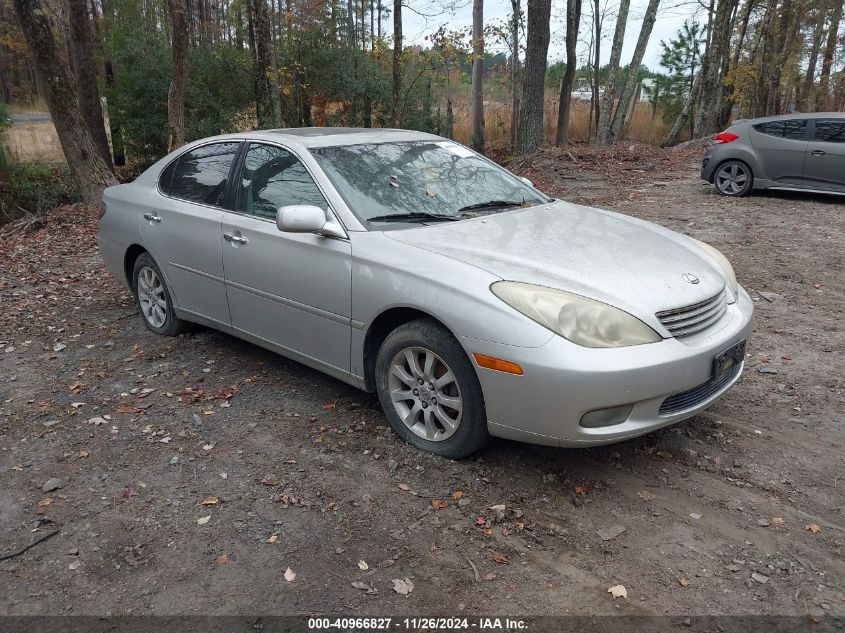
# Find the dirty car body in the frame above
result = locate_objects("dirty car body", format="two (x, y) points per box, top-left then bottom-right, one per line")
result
(99, 128), (753, 457)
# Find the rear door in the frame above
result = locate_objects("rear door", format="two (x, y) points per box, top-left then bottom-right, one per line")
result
(803, 118), (845, 191)
(143, 141), (241, 327)
(748, 119), (809, 185)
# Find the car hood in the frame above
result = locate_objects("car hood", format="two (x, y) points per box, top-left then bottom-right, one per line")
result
(384, 200), (727, 330)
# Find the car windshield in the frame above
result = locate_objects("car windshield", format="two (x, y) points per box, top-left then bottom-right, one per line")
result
(309, 140), (549, 226)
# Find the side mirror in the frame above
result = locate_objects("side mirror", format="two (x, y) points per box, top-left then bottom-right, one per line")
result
(519, 176), (534, 188)
(276, 205), (346, 239)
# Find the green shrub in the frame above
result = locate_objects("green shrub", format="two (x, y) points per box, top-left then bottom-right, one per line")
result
(0, 161), (80, 223)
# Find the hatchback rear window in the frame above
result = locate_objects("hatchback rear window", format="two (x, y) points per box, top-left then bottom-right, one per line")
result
(753, 120), (807, 140)
(813, 120), (845, 143)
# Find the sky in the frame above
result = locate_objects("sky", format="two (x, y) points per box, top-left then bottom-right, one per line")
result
(403, 0), (709, 71)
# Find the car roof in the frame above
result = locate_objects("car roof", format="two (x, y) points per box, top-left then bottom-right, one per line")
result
(736, 112), (845, 125)
(237, 127), (446, 149)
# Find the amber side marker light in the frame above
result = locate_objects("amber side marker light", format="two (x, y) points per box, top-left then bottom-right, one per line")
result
(472, 353), (524, 375)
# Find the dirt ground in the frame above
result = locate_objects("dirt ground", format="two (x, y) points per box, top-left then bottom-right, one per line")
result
(0, 144), (843, 624)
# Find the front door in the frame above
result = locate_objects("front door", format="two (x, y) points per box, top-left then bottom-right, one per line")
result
(221, 142), (352, 372)
(803, 118), (845, 191)
(142, 141), (241, 327)
(748, 118), (808, 185)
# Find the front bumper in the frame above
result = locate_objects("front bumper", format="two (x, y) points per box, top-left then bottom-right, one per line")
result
(462, 286), (754, 447)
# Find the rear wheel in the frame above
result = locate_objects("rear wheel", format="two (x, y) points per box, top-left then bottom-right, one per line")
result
(714, 160), (753, 197)
(132, 253), (185, 336)
(375, 319), (490, 459)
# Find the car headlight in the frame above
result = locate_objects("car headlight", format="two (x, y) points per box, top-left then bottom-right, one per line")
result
(691, 238), (738, 301)
(490, 281), (661, 348)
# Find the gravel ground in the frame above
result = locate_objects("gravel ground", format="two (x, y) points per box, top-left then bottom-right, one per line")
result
(0, 144), (843, 622)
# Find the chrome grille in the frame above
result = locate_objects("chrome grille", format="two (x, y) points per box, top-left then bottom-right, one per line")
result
(656, 290), (728, 338)
(659, 361), (742, 416)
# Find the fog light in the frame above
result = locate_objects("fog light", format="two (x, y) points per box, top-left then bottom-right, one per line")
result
(579, 404), (633, 428)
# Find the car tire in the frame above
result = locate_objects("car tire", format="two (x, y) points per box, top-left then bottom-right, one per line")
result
(713, 160), (753, 197)
(132, 252), (185, 336)
(375, 319), (490, 459)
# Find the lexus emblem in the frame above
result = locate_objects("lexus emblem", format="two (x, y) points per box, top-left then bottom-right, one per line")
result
(682, 273), (701, 284)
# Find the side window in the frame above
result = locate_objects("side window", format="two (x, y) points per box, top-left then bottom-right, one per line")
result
(166, 142), (240, 206)
(236, 143), (327, 220)
(753, 120), (807, 140)
(814, 120), (845, 143)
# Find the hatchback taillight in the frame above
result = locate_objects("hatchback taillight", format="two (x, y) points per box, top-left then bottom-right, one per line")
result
(713, 132), (739, 144)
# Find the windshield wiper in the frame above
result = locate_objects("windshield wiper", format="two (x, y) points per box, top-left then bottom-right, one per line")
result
(367, 212), (461, 223)
(458, 199), (525, 213)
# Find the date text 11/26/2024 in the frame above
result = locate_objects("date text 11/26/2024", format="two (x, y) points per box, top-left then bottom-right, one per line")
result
(307, 617), (529, 630)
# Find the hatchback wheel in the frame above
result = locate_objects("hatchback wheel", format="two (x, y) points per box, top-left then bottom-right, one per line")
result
(714, 160), (753, 197)
(133, 253), (185, 336)
(375, 319), (489, 458)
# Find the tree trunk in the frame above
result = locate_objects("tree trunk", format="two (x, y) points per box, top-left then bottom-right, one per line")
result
(11, 0), (117, 203)
(555, 0), (581, 146)
(664, 70), (701, 147)
(67, 0), (112, 169)
(608, 0), (659, 140)
(166, 0), (188, 149)
(595, 0), (630, 144)
(591, 0), (601, 140)
(693, 0), (735, 137)
(816, 0), (843, 110)
(510, 0), (520, 151)
(800, 1), (829, 110)
(470, 0), (484, 152)
(251, 0), (281, 128)
(391, 0), (401, 126)
(515, 0), (551, 154)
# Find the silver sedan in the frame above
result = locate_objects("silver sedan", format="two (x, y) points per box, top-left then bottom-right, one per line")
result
(99, 128), (753, 458)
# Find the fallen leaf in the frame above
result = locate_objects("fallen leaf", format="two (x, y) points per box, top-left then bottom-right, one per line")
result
(260, 474), (280, 486)
(392, 578), (414, 595)
(782, 354), (792, 360)
(490, 552), (509, 564)
(637, 490), (655, 501)
(398, 483), (411, 491)
(216, 554), (228, 565)
(78, 451), (89, 458)
(690, 512), (702, 520)
(121, 488), (138, 499)
(284, 567), (296, 582)
(574, 486), (588, 495)
(678, 577), (690, 587)
(197, 515), (211, 525)
(489, 503), (506, 511)
(452, 491), (463, 499)
(358, 560), (369, 571)
(201, 496), (219, 506)
(656, 451), (673, 459)
(431, 499), (448, 510)
(267, 534), (279, 543)
(608, 584), (627, 599)
(771, 517), (785, 527)
(37, 497), (53, 507)
(68, 560), (81, 571)
(202, 443), (215, 451)
(485, 572), (497, 581)
(482, 527), (493, 536)
(806, 523), (821, 534)
(475, 516), (487, 526)
(351, 581), (377, 594)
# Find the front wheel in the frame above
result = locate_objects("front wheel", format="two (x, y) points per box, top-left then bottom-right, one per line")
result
(132, 252), (185, 336)
(375, 319), (490, 459)
(714, 160), (753, 197)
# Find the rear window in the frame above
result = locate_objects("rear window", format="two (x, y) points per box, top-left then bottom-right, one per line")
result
(159, 142), (240, 207)
(813, 119), (845, 143)
(753, 120), (807, 140)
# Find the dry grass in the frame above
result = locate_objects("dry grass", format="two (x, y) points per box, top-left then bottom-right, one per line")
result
(4, 120), (65, 163)
(449, 90), (671, 151)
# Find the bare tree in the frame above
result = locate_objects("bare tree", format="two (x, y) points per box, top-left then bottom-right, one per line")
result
(250, 0), (281, 128)
(816, 0), (843, 110)
(11, 0), (117, 202)
(609, 0), (660, 140)
(799, 0), (830, 110)
(67, 0), (112, 169)
(166, 0), (189, 149)
(516, 0), (551, 154)
(555, 0), (582, 146)
(470, 0), (484, 151)
(391, 0), (402, 126)
(693, 0), (735, 136)
(595, 0), (631, 144)
(510, 0), (520, 151)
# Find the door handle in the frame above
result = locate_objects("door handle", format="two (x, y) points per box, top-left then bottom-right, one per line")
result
(809, 149), (826, 156)
(143, 213), (162, 223)
(223, 233), (248, 245)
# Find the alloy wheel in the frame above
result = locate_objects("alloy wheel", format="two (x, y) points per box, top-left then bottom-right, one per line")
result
(137, 266), (168, 328)
(387, 347), (463, 441)
(716, 163), (749, 195)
